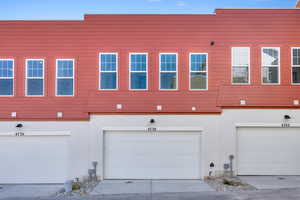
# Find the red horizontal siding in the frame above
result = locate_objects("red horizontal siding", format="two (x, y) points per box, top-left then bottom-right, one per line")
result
(0, 9), (299, 120)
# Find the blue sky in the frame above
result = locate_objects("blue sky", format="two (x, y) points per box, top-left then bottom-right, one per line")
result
(0, 0), (296, 20)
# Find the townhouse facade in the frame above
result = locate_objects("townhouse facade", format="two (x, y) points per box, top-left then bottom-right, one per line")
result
(0, 6), (300, 183)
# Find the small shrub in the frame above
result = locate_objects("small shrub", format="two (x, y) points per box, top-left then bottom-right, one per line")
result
(72, 182), (81, 190)
(223, 178), (243, 186)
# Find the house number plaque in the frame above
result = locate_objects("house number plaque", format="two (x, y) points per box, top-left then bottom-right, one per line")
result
(15, 132), (25, 136)
(281, 123), (290, 128)
(147, 127), (157, 132)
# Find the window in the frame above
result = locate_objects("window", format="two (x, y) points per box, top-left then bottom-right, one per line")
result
(26, 59), (44, 96)
(292, 48), (300, 84)
(130, 53), (147, 90)
(99, 53), (117, 90)
(232, 47), (250, 84)
(190, 53), (208, 90)
(160, 53), (177, 90)
(0, 59), (14, 96)
(56, 59), (74, 96)
(262, 47), (280, 84)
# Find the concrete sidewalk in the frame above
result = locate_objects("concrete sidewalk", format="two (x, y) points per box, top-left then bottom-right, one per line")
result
(0, 184), (63, 199)
(90, 180), (214, 195)
(239, 176), (300, 190)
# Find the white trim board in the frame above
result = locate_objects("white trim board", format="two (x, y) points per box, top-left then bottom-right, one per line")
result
(101, 127), (203, 132)
(0, 131), (71, 136)
(236, 123), (300, 128)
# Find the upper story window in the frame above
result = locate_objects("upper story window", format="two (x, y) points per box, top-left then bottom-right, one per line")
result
(26, 59), (44, 96)
(0, 59), (14, 96)
(56, 59), (74, 96)
(159, 53), (177, 90)
(99, 53), (117, 90)
(232, 47), (250, 84)
(189, 53), (208, 90)
(262, 47), (280, 84)
(292, 47), (300, 84)
(129, 53), (147, 90)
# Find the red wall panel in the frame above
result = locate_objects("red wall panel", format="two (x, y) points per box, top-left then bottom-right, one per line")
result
(0, 10), (299, 120)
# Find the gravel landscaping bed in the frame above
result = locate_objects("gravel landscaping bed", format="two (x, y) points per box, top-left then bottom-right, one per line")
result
(205, 176), (257, 192)
(56, 178), (100, 198)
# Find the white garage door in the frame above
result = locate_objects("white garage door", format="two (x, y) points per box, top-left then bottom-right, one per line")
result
(0, 134), (69, 183)
(104, 130), (202, 179)
(237, 127), (300, 175)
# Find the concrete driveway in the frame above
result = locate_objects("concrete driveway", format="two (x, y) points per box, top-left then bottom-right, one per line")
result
(0, 184), (63, 199)
(91, 180), (214, 195)
(239, 176), (300, 190)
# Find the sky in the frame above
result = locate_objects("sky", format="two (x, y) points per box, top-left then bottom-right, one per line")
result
(0, 0), (297, 20)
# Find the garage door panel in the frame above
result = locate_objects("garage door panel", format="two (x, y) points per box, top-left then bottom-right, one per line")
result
(104, 131), (201, 179)
(238, 127), (300, 175)
(0, 136), (69, 183)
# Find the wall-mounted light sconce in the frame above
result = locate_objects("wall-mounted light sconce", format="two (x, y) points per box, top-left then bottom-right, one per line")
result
(156, 105), (162, 111)
(16, 123), (23, 128)
(57, 112), (63, 118)
(294, 100), (299, 105)
(11, 112), (17, 118)
(210, 41), (215, 46)
(116, 104), (123, 109)
(150, 119), (155, 124)
(284, 115), (291, 120)
(192, 106), (197, 111)
(240, 100), (246, 105)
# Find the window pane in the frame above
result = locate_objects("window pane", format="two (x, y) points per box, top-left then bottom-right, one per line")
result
(191, 54), (207, 71)
(0, 60), (13, 77)
(0, 79), (13, 95)
(262, 48), (279, 66)
(27, 79), (43, 95)
(131, 72), (146, 89)
(27, 60), (43, 77)
(293, 48), (300, 65)
(57, 79), (73, 95)
(101, 72), (116, 89)
(161, 54), (176, 71)
(263, 66), (278, 83)
(101, 54), (116, 71)
(57, 60), (73, 77)
(232, 47), (249, 66)
(160, 72), (176, 89)
(131, 54), (146, 71)
(233, 66), (249, 83)
(293, 67), (300, 83)
(190, 72), (207, 89)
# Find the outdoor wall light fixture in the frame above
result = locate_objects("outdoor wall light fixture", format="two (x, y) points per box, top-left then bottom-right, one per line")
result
(156, 105), (162, 111)
(150, 119), (155, 124)
(11, 112), (17, 118)
(16, 123), (23, 128)
(116, 104), (122, 109)
(57, 112), (63, 118)
(240, 99), (246, 105)
(284, 115), (291, 120)
(210, 41), (215, 46)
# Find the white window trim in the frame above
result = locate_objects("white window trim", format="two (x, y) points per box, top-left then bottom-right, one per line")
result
(0, 59), (14, 97)
(25, 58), (45, 97)
(99, 52), (118, 90)
(129, 52), (148, 91)
(231, 47), (251, 85)
(291, 47), (300, 85)
(159, 53), (178, 91)
(261, 47), (280, 85)
(189, 53), (208, 90)
(55, 59), (75, 97)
